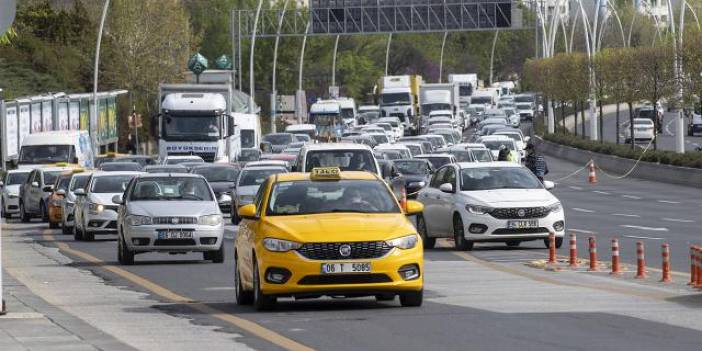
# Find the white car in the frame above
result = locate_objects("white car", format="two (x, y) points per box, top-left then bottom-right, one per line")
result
(162, 155), (205, 165)
(493, 131), (529, 159)
(479, 136), (520, 163)
(416, 162), (564, 250)
(61, 172), (93, 234)
(74, 172), (141, 241)
(377, 117), (404, 140)
(1, 170), (31, 218)
(623, 118), (655, 143)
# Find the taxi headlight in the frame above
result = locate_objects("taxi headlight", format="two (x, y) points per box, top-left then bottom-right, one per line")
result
(546, 202), (562, 213)
(127, 215), (152, 226)
(263, 238), (302, 252)
(89, 203), (104, 214)
(198, 214), (223, 226)
(465, 204), (493, 215)
(385, 234), (418, 250)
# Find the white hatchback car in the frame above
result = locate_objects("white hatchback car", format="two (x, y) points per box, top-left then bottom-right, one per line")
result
(623, 118), (655, 143)
(416, 162), (564, 250)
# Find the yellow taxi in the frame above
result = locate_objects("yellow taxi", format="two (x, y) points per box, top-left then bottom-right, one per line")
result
(234, 167), (425, 310)
(47, 168), (84, 229)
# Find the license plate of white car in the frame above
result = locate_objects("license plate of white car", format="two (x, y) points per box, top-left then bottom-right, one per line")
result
(507, 220), (538, 229)
(321, 262), (371, 274)
(157, 231), (193, 240)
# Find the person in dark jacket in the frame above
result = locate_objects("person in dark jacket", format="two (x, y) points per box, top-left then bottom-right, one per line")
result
(497, 145), (511, 161)
(524, 143), (549, 182)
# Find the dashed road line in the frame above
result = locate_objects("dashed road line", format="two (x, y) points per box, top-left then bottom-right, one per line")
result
(623, 235), (665, 240)
(612, 213), (640, 218)
(569, 228), (597, 234)
(620, 225), (669, 232)
(592, 190), (611, 195)
(622, 195), (642, 200)
(661, 217), (695, 223)
(568, 186), (583, 191)
(657, 200), (681, 204)
(571, 208), (595, 213)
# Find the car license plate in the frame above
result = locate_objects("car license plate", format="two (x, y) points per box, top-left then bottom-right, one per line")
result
(157, 230), (193, 240)
(507, 220), (538, 229)
(321, 262), (371, 274)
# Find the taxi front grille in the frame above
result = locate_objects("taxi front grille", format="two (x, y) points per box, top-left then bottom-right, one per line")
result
(298, 274), (392, 285)
(490, 207), (549, 219)
(297, 242), (392, 260)
(152, 216), (197, 225)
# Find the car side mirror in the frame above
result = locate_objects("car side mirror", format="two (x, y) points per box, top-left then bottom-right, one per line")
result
(74, 189), (86, 196)
(439, 183), (454, 193)
(56, 189), (66, 196)
(404, 200), (424, 216)
(43, 185), (54, 192)
(112, 194), (124, 204)
(31, 181), (39, 188)
(543, 180), (555, 190)
(238, 204), (257, 220)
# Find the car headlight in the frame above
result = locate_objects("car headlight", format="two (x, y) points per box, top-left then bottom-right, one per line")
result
(465, 204), (493, 215)
(238, 194), (255, 204)
(198, 214), (223, 226)
(385, 234), (418, 250)
(89, 203), (104, 214)
(263, 238), (302, 252)
(546, 202), (562, 213)
(127, 215), (152, 226)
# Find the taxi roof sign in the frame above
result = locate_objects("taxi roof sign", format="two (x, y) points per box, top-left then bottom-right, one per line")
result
(310, 167), (341, 180)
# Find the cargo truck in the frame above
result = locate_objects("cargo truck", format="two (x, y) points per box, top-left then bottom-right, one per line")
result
(419, 83), (461, 133)
(448, 74), (478, 106)
(377, 75), (422, 135)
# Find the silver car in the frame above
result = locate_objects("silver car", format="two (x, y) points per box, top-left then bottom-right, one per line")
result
(114, 173), (224, 265)
(1, 170), (31, 218)
(230, 166), (287, 224)
(61, 172), (93, 234)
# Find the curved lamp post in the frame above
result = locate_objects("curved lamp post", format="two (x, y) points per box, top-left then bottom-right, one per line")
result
(92, 0), (110, 150)
(439, 31), (448, 83)
(384, 33), (393, 76)
(270, 0), (289, 133)
(248, 0), (263, 114)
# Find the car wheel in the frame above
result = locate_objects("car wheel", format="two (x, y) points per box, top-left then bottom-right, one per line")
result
(506, 240), (521, 247)
(234, 252), (253, 305)
(205, 243), (225, 263)
(40, 201), (49, 222)
(61, 221), (72, 235)
(375, 294), (395, 302)
(118, 232), (135, 265)
(544, 237), (563, 249)
(453, 215), (473, 251)
(83, 229), (95, 242)
(399, 289), (423, 307)
(231, 207), (240, 225)
(19, 201), (30, 223)
(253, 258), (276, 311)
(416, 215), (435, 249)
(73, 221), (83, 241)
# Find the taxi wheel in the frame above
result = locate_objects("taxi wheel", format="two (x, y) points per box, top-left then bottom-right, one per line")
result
(453, 215), (473, 251)
(543, 237), (563, 249)
(19, 201), (30, 223)
(399, 289), (423, 307)
(234, 253), (253, 305)
(118, 234), (135, 265)
(416, 215), (435, 249)
(253, 259), (276, 311)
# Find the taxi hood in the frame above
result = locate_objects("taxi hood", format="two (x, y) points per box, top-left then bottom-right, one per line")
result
(262, 213), (414, 242)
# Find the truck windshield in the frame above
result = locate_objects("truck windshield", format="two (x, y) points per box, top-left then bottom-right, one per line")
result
(310, 113), (339, 126)
(341, 108), (355, 120)
(380, 93), (411, 105)
(514, 95), (534, 103)
(459, 86), (473, 96)
(470, 96), (492, 105)
(19, 145), (73, 165)
(422, 103), (452, 115)
(163, 115), (220, 141)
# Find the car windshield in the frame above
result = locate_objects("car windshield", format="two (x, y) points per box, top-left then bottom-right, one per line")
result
(19, 145), (73, 164)
(145, 167), (190, 174)
(263, 133), (294, 145)
(514, 95), (534, 103)
(100, 163), (142, 172)
(56, 176), (71, 191)
(130, 177), (213, 201)
(373, 124), (392, 131)
(304, 150), (377, 174)
(447, 150), (474, 162)
(402, 144), (421, 156)
(341, 108), (355, 120)
(6, 172), (29, 185)
(360, 112), (379, 124)
(44, 171), (62, 186)
(295, 135), (311, 142)
(70, 175), (90, 191)
(166, 158), (203, 165)
(239, 169), (284, 187)
(461, 167), (542, 190)
(91, 175), (136, 193)
(417, 157), (451, 169)
(394, 160), (431, 175)
(516, 103), (532, 109)
(434, 132), (455, 144)
(239, 149), (261, 161)
(494, 133), (522, 142)
(267, 180), (399, 215)
(638, 109), (655, 119)
(193, 167), (239, 183)
(483, 140), (515, 151)
(471, 149), (493, 162)
(380, 92), (411, 105)
(368, 134), (388, 144)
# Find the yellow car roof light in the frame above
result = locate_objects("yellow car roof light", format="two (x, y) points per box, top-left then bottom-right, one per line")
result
(310, 167), (342, 180)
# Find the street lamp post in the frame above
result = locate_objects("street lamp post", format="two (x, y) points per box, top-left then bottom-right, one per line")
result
(384, 33), (393, 76)
(248, 0), (263, 114)
(438, 31), (448, 83)
(297, 21), (311, 124)
(331, 34), (340, 88)
(271, 0), (289, 133)
(92, 0), (110, 153)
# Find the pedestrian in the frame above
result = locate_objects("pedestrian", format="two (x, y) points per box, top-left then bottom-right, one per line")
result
(497, 145), (510, 161)
(524, 143), (549, 182)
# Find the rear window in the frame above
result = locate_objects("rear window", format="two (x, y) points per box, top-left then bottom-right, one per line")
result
(304, 150), (377, 174)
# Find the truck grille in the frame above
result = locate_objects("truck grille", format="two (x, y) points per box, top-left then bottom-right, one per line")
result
(297, 242), (393, 260)
(152, 216), (198, 225)
(490, 207), (549, 219)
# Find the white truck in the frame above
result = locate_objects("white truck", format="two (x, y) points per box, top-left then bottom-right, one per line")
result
(378, 75), (422, 135)
(419, 83), (460, 130)
(337, 97), (357, 127)
(448, 74), (478, 107)
(470, 89), (498, 108)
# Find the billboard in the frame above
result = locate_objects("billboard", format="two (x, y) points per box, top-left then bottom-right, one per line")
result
(58, 102), (69, 130)
(18, 103), (30, 147)
(79, 100), (89, 130)
(98, 99), (107, 141)
(69, 101), (80, 130)
(42, 100), (53, 131)
(30, 102), (41, 132)
(5, 105), (18, 158)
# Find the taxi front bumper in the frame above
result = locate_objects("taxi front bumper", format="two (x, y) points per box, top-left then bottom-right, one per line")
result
(257, 245), (423, 297)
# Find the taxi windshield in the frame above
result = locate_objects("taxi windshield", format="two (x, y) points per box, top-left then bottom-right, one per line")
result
(267, 180), (400, 216)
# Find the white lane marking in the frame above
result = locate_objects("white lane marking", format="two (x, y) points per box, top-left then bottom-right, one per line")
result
(623, 235), (665, 240)
(592, 190), (611, 195)
(572, 207), (595, 213)
(202, 287), (236, 291)
(568, 186), (583, 190)
(620, 225), (669, 232)
(661, 217), (695, 223)
(657, 200), (681, 204)
(612, 213), (640, 218)
(622, 195), (642, 200)
(570, 228), (597, 234)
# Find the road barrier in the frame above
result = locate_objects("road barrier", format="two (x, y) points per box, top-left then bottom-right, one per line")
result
(610, 239), (621, 275)
(569, 233), (577, 268)
(588, 237), (598, 271)
(660, 244), (672, 283)
(693, 246), (702, 289)
(635, 242), (647, 279)
(688, 246), (697, 286)
(588, 160), (598, 184)
(548, 232), (556, 264)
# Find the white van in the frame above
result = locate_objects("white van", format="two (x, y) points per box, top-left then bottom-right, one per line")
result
(17, 131), (95, 169)
(336, 98), (358, 127)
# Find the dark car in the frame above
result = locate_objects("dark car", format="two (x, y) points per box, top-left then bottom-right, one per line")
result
(98, 162), (143, 172)
(190, 164), (240, 214)
(392, 159), (433, 199)
(143, 165), (189, 174)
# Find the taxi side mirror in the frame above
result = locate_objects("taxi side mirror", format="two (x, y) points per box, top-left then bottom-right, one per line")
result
(238, 204), (257, 220)
(404, 200), (423, 216)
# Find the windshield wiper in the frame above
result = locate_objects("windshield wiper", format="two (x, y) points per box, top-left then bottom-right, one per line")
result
(329, 209), (373, 213)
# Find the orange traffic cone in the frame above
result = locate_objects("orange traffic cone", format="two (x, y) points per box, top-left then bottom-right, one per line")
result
(588, 160), (598, 184)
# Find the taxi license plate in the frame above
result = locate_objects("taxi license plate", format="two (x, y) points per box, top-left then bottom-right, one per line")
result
(507, 220), (538, 229)
(321, 262), (371, 274)
(157, 230), (193, 240)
